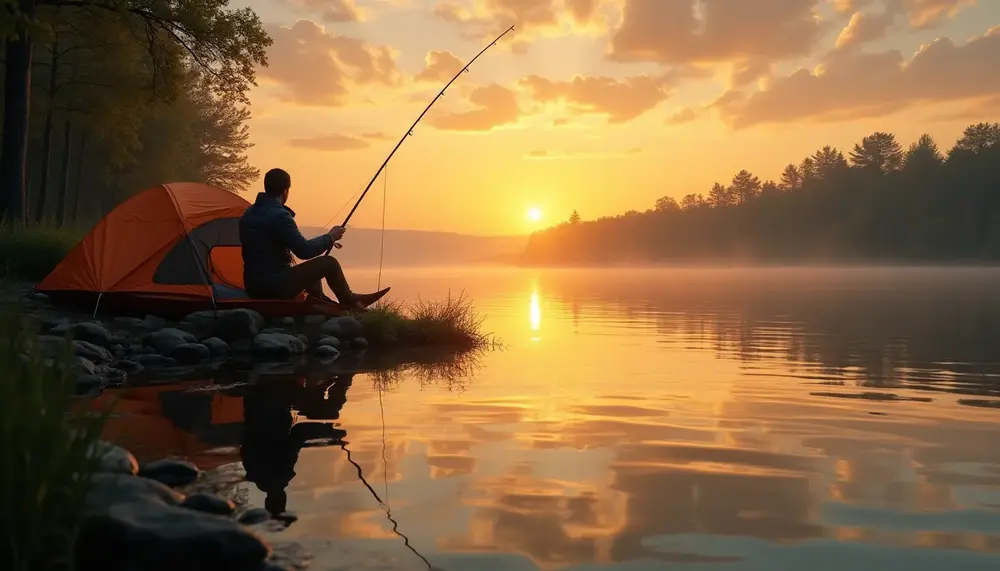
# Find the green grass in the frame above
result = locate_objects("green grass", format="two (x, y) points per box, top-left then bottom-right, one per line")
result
(357, 292), (501, 351)
(0, 301), (112, 571)
(0, 221), (81, 281)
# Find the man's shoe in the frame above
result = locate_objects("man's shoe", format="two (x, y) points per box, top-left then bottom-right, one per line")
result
(352, 287), (391, 308)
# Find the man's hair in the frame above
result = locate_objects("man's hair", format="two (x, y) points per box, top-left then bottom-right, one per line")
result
(263, 168), (291, 196)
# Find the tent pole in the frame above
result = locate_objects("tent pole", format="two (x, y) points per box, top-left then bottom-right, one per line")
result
(92, 292), (103, 319)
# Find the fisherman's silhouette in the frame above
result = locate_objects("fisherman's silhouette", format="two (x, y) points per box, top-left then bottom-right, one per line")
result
(239, 372), (353, 518)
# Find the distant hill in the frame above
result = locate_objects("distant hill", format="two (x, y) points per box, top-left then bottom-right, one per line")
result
(299, 226), (527, 267)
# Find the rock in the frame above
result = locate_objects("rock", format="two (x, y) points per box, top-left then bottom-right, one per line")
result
(73, 339), (114, 364)
(112, 359), (145, 376)
(40, 316), (67, 333)
(77, 478), (270, 571)
(85, 471), (185, 509)
(146, 328), (196, 353)
(139, 458), (200, 487)
(303, 314), (326, 326)
(184, 308), (265, 342)
(321, 316), (362, 339)
(295, 333), (308, 345)
(261, 327), (286, 334)
(237, 508), (272, 525)
(351, 336), (369, 349)
(91, 442), (139, 475)
(167, 342), (211, 364)
(29, 291), (49, 301)
(230, 338), (252, 353)
(69, 321), (113, 347)
(314, 345), (340, 360)
(201, 336), (229, 356)
(251, 333), (307, 360)
(110, 343), (125, 358)
(133, 353), (178, 368)
(143, 314), (167, 329)
(280, 317), (296, 326)
(126, 343), (145, 356)
(111, 316), (149, 330)
(181, 493), (236, 516)
(315, 336), (340, 348)
(76, 374), (108, 395)
(94, 365), (128, 387)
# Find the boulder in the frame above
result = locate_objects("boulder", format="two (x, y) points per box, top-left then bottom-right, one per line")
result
(303, 314), (326, 326)
(183, 309), (265, 342)
(279, 317), (296, 326)
(111, 316), (149, 330)
(91, 442), (139, 476)
(167, 343), (211, 364)
(133, 353), (178, 368)
(320, 316), (362, 339)
(112, 359), (145, 376)
(351, 336), (369, 349)
(314, 336), (340, 348)
(237, 508), (271, 526)
(140, 458), (200, 487)
(250, 333), (307, 360)
(74, 339), (114, 364)
(146, 328), (197, 354)
(181, 493), (236, 517)
(313, 345), (340, 360)
(68, 322), (113, 347)
(201, 336), (230, 356)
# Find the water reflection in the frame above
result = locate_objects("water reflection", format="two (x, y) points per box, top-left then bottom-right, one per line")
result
(101, 267), (1000, 571)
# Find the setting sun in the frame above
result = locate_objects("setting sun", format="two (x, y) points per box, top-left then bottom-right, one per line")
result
(527, 207), (543, 222)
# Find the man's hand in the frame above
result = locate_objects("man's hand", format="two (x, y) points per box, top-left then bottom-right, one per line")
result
(328, 225), (346, 241)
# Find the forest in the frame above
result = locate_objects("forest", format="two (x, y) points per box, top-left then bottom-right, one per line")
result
(0, 0), (269, 229)
(522, 123), (1000, 264)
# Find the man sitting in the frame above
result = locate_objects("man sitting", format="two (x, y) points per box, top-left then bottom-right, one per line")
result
(239, 168), (389, 310)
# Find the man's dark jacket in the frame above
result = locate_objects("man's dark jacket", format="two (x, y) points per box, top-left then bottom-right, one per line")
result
(239, 192), (333, 297)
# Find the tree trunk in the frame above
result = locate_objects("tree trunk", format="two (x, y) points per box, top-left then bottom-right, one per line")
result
(55, 119), (72, 227)
(0, 0), (36, 225)
(72, 131), (87, 225)
(34, 37), (61, 224)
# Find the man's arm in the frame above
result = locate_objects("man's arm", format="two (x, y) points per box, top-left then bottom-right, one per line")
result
(275, 211), (334, 260)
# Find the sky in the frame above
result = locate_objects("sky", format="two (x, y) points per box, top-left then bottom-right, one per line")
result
(231, 0), (1000, 236)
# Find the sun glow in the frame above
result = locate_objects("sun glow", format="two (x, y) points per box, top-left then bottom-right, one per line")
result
(527, 207), (543, 222)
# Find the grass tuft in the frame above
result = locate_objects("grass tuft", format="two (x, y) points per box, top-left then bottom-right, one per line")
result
(0, 299), (112, 571)
(0, 221), (81, 281)
(357, 291), (501, 351)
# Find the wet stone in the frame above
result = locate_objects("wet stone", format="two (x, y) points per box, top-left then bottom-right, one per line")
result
(315, 336), (340, 348)
(280, 317), (296, 326)
(167, 342), (211, 363)
(69, 321), (113, 347)
(140, 458), (200, 487)
(321, 316), (362, 339)
(181, 493), (236, 517)
(92, 441), (139, 476)
(133, 353), (177, 368)
(112, 358), (144, 376)
(351, 336), (369, 349)
(251, 333), (307, 360)
(73, 339), (114, 364)
(237, 507), (272, 526)
(146, 328), (197, 353)
(201, 336), (230, 356)
(314, 345), (340, 360)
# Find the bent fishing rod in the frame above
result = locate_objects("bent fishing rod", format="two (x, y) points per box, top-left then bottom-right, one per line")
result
(324, 24), (516, 254)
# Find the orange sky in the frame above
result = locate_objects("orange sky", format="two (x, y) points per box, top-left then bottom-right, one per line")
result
(231, 0), (1000, 236)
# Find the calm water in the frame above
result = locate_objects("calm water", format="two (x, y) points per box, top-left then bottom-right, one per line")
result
(104, 267), (1000, 571)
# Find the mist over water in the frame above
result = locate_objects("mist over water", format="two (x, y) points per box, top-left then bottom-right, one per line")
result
(111, 266), (1000, 571)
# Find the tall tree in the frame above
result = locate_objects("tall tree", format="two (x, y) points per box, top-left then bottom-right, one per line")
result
(903, 134), (944, 173)
(812, 146), (849, 180)
(654, 195), (680, 213)
(780, 163), (801, 190)
(850, 132), (903, 173)
(799, 156), (817, 183)
(950, 122), (1000, 156)
(680, 193), (706, 210)
(0, 0), (272, 224)
(760, 180), (780, 196)
(568, 209), (581, 224)
(730, 169), (761, 204)
(708, 182), (733, 208)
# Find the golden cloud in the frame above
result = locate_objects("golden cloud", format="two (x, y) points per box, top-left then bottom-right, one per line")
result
(287, 133), (370, 151)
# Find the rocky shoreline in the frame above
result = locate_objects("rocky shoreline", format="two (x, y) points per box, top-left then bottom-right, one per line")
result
(18, 289), (373, 394)
(83, 440), (315, 571)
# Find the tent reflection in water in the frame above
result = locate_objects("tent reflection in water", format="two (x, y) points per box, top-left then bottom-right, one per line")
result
(35, 182), (344, 318)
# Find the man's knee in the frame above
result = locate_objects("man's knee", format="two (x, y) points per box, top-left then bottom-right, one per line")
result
(317, 256), (342, 273)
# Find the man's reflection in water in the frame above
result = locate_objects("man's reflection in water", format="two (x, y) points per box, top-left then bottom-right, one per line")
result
(239, 372), (353, 516)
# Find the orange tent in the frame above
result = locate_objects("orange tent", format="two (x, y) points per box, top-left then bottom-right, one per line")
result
(37, 182), (343, 318)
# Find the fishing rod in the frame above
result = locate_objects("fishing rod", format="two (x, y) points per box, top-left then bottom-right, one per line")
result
(325, 24), (516, 253)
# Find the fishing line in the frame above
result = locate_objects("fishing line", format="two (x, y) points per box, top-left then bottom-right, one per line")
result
(376, 165), (388, 292)
(339, 437), (432, 570)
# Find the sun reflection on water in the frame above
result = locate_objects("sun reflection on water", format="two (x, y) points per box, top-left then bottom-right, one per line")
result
(529, 286), (542, 341)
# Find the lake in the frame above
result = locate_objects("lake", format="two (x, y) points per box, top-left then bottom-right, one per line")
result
(103, 266), (1000, 571)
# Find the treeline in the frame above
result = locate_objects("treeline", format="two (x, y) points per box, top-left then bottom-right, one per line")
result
(0, 0), (270, 228)
(522, 122), (1000, 264)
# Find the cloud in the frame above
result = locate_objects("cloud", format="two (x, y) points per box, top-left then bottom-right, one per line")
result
(608, 0), (829, 65)
(280, 0), (366, 22)
(416, 50), (464, 82)
(518, 72), (684, 123)
(427, 84), (523, 131)
(431, 0), (609, 45)
(665, 107), (700, 125)
(524, 148), (642, 160)
(711, 25), (1000, 129)
(361, 131), (394, 140)
(257, 20), (399, 107)
(834, 0), (977, 49)
(288, 133), (370, 151)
